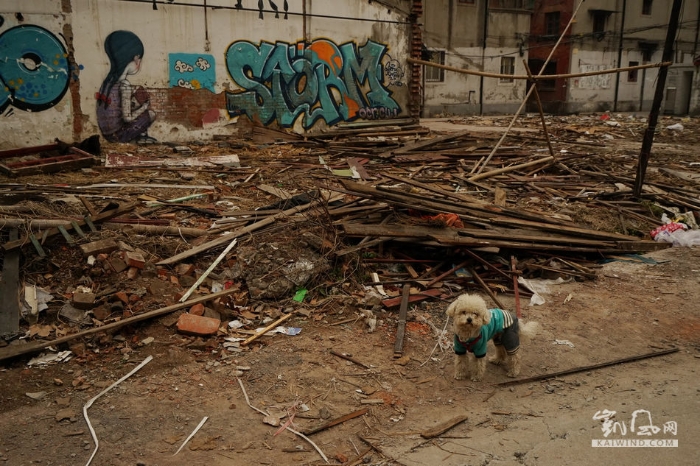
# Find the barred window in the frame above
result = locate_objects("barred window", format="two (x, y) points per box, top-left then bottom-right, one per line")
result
(425, 51), (445, 82)
(500, 57), (515, 83)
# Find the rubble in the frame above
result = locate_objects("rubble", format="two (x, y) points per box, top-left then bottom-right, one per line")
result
(0, 114), (698, 366)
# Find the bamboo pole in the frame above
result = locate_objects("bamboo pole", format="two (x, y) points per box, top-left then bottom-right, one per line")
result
(473, 0), (587, 175)
(634, 0), (683, 197)
(406, 58), (669, 81)
(468, 156), (555, 182)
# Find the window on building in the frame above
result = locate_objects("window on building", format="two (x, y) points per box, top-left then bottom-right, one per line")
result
(642, 0), (653, 15)
(545, 12), (560, 36)
(500, 57), (515, 82)
(592, 11), (607, 35)
(458, 0), (476, 4)
(628, 61), (639, 82)
(638, 42), (657, 63)
(539, 62), (558, 90)
(425, 51), (445, 82)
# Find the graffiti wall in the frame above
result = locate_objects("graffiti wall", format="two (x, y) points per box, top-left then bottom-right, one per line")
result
(0, 24), (70, 114)
(225, 39), (402, 129)
(3, 1), (410, 147)
(169, 53), (216, 92)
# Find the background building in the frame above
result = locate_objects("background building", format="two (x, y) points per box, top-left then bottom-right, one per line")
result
(421, 0), (534, 116)
(421, 0), (700, 116)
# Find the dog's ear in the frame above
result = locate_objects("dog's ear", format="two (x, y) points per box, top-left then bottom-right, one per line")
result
(480, 307), (491, 325)
(446, 301), (457, 317)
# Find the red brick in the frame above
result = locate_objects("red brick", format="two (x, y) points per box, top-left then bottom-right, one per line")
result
(189, 303), (205, 316)
(129, 294), (140, 303)
(176, 313), (220, 336)
(124, 251), (146, 269)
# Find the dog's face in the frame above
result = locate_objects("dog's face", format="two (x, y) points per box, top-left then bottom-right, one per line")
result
(446, 294), (491, 339)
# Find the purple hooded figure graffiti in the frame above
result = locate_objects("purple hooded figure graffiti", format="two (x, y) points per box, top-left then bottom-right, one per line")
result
(96, 30), (156, 144)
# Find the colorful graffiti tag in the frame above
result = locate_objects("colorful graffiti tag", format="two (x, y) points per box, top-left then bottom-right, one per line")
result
(225, 39), (401, 128)
(169, 53), (216, 92)
(0, 25), (70, 113)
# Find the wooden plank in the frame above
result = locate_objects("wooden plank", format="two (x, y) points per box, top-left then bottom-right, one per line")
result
(393, 284), (410, 357)
(0, 229), (20, 335)
(0, 144), (60, 159)
(381, 289), (442, 308)
(377, 129), (474, 158)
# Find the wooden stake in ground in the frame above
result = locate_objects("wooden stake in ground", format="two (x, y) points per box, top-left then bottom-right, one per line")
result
(633, 0), (683, 197)
(393, 284), (410, 358)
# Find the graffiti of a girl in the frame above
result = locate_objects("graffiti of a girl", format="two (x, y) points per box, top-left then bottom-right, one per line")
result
(96, 30), (156, 143)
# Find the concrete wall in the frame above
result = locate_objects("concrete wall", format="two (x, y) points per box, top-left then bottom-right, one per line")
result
(422, 0), (530, 116)
(0, 0), (411, 148)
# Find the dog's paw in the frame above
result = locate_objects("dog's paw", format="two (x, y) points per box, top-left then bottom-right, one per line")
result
(506, 370), (520, 378)
(470, 375), (483, 382)
(488, 356), (504, 366)
(454, 372), (468, 380)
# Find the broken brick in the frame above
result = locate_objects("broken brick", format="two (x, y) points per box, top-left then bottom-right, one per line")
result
(175, 263), (195, 276)
(109, 257), (128, 273)
(189, 303), (205, 316)
(127, 267), (139, 280)
(72, 292), (95, 310)
(124, 251), (146, 269)
(129, 294), (140, 303)
(176, 313), (220, 336)
(80, 239), (119, 257)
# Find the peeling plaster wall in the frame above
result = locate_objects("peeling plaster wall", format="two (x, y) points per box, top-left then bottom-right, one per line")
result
(2, 0), (411, 148)
(422, 5), (529, 116)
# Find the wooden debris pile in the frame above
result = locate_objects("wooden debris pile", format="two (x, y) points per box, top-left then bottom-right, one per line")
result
(1, 115), (699, 360)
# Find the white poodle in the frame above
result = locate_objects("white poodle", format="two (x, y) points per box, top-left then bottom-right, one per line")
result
(446, 294), (534, 381)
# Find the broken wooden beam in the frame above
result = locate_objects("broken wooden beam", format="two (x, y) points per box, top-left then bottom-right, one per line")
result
(420, 414), (470, 439)
(0, 288), (241, 362)
(303, 408), (369, 436)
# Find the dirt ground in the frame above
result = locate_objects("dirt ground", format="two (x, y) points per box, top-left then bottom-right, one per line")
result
(1, 246), (698, 466)
(1, 116), (699, 466)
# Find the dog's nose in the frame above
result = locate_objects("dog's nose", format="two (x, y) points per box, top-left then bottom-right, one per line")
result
(467, 317), (472, 324)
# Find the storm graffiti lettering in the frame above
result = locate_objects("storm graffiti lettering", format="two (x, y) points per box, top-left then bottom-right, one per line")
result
(225, 39), (401, 128)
